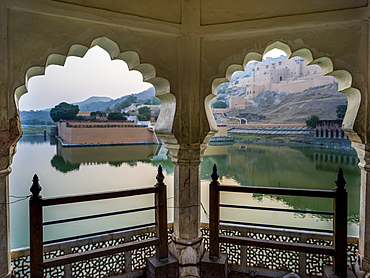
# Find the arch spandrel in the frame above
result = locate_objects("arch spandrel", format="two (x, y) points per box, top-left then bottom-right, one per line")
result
(46, 54), (67, 68)
(242, 52), (262, 69)
(209, 41), (361, 145)
(225, 64), (243, 81)
(90, 37), (120, 59)
(67, 45), (89, 58)
(291, 48), (313, 65)
(115, 52), (141, 69)
(310, 57), (334, 75)
(133, 64), (156, 81)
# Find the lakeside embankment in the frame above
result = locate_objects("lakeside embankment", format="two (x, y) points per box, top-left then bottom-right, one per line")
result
(230, 133), (352, 150)
(228, 125), (352, 149)
(22, 125), (352, 150)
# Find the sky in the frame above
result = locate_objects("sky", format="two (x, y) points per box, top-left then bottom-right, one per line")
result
(19, 47), (286, 111)
(20, 46), (152, 111)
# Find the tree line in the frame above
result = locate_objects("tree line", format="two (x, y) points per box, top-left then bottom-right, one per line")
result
(49, 101), (155, 122)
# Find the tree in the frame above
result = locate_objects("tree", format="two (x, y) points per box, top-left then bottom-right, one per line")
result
(137, 113), (151, 121)
(90, 111), (105, 117)
(49, 102), (79, 122)
(138, 106), (151, 115)
(212, 101), (228, 108)
(336, 105), (347, 119)
(119, 100), (132, 110)
(126, 95), (137, 103)
(144, 97), (161, 105)
(108, 111), (127, 120)
(306, 115), (319, 128)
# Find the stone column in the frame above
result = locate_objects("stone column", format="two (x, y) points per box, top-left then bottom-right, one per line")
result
(353, 143), (370, 277)
(0, 115), (21, 278)
(166, 144), (207, 277)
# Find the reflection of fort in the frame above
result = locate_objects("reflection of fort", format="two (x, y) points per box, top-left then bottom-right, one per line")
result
(56, 142), (159, 164)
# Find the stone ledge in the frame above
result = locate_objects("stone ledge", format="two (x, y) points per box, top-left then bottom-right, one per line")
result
(323, 266), (356, 278)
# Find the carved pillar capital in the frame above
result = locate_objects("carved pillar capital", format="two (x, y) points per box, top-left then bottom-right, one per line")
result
(352, 142), (370, 171)
(0, 115), (22, 172)
(165, 143), (208, 165)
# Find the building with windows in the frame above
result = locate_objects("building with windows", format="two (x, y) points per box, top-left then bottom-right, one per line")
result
(315, 119), (347, 139)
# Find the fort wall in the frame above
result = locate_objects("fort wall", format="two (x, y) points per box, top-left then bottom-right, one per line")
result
(58, 121), (158, 145)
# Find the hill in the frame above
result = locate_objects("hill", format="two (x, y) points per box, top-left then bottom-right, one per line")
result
(221, 83), (347, 124)
(73, 96), (112, 107)
(20, 87), (157, 123)
(77, 87), (156, 112)
(20, 110), (54, 124)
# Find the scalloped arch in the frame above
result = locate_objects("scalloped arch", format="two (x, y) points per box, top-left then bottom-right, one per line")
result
(15, 37), (172, 106)
(15, 36), (176, 144)
(209, 41), (361, 142)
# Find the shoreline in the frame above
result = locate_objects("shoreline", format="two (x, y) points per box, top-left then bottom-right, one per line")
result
(231, 135), (353, 150)
(55, 135), (159, 148)
(22, 132), (353, 150)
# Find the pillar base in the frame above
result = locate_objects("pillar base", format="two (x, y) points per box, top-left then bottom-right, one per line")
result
(323, 266), (356, 278)
(169, 236), (205, 277)
(146, 255), (179, 278)
(200, 252), (228, 278)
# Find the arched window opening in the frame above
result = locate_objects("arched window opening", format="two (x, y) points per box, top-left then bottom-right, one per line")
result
(208, 43), (361, 240)
(212, 48), (347, 130)
(10, 38), (174, 250)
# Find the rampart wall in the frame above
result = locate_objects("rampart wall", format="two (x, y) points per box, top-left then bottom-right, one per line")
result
(58, 121), (158, 145)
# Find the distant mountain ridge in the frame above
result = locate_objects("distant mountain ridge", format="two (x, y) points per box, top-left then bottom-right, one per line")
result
(77, 87), (155, 112)
(20, 87), (156, 123)
(73, 96), (113, 107)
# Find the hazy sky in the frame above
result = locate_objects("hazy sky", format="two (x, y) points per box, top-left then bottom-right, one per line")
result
(19, 47), (285, 111)
(20, 46), (152, 111)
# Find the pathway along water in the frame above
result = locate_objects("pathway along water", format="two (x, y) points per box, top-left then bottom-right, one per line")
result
(9, 135), (360, 249)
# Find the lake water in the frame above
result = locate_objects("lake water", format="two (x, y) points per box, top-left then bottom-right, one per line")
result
(9, 136), (361, 249)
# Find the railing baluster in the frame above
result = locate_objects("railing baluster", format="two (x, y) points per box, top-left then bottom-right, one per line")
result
(334, 167), (348, 276)
(155, 165), (168, 261)
(29, 174), (43, 278)
(209, 164), (220, 259)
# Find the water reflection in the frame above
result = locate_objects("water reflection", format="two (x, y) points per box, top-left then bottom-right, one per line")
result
(10, 136), (360, 248)
(51, 143), (159, 172)
(51, 140), (360, 224)
(201, 144), (360, 224)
